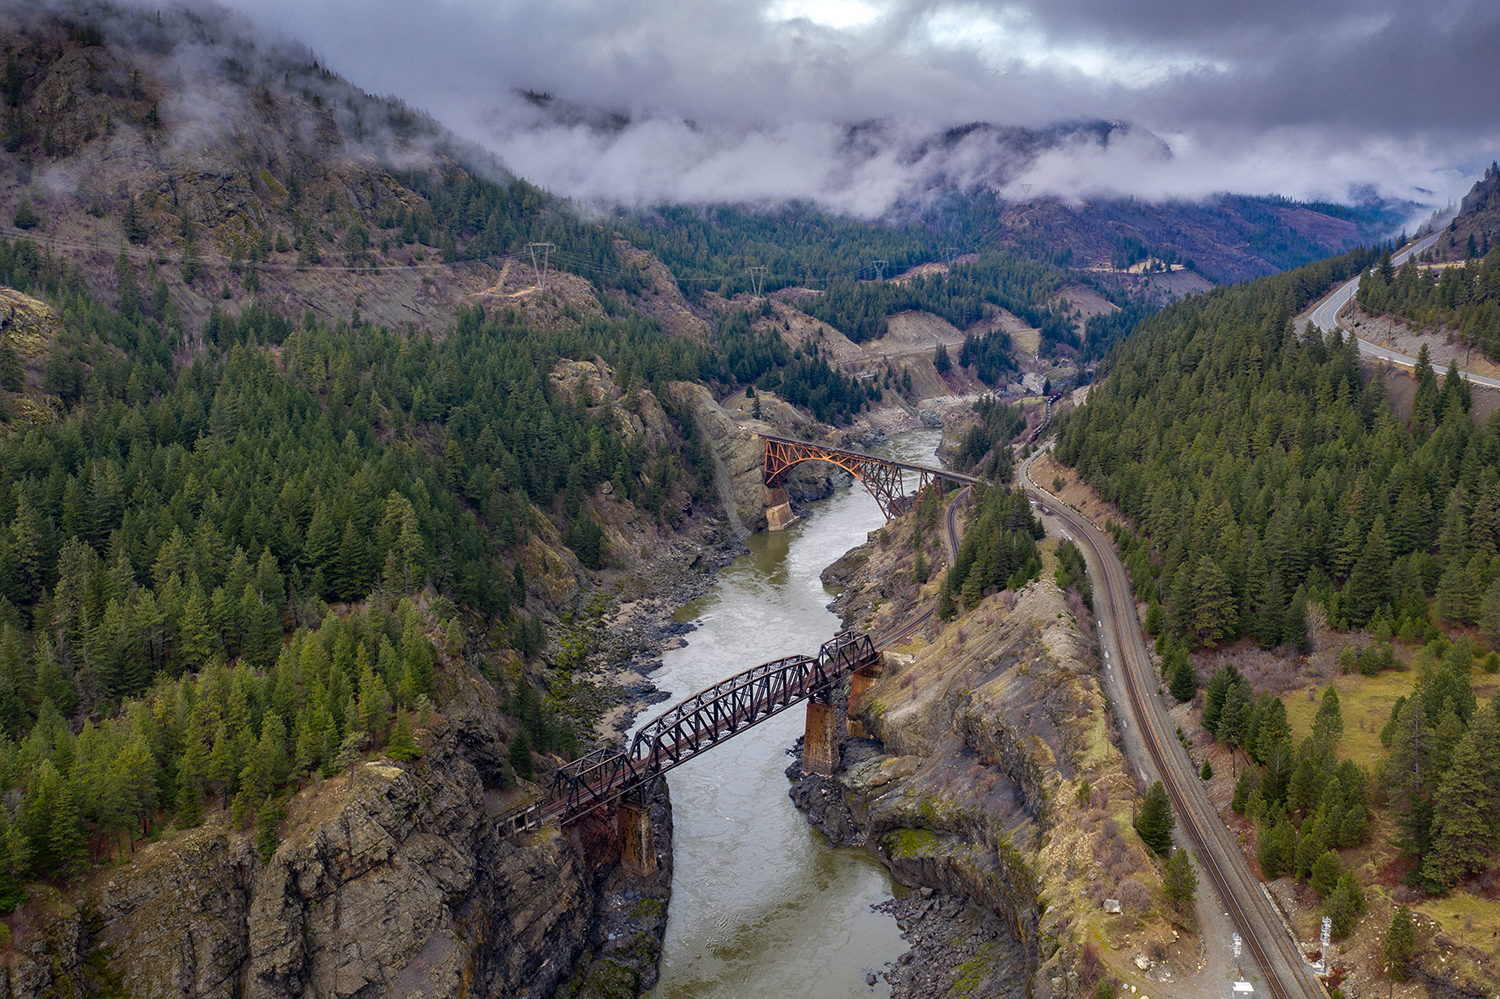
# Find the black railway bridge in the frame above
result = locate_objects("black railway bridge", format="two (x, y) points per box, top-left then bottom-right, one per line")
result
(533, 632), (883, 873)
(756, 432), (981, 526)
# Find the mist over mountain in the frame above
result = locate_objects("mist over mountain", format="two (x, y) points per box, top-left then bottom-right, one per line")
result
(218, 0), (1499, 218)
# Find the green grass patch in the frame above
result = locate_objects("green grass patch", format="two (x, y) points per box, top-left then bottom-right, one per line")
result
(884, 828), (941, 859)
(1282, 670), (1417, 765)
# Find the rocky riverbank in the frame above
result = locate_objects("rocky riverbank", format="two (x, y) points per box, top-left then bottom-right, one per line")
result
(786, 510), (1181, 999)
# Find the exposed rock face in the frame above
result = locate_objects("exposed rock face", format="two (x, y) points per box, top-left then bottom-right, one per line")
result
(677, 382), (839, 536)
(7, 718), (641, 999)
(797, 527), (1159, 999)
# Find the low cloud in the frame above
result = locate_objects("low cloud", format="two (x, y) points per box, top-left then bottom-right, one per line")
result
(185, 0), (1500, 213)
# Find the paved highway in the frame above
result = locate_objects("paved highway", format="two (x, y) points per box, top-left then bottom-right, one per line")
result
(1306, 232), (1500, 390)
(1019, 450), (1325, 999)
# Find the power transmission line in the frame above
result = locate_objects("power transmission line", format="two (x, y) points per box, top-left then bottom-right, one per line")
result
(525, 242), (556, 290)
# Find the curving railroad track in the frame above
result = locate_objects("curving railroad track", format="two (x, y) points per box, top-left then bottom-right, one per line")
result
(1018, 449), (1324, 999)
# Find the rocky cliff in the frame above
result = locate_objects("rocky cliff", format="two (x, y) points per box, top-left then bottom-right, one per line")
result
(796, 521), (1174, 999)
(1, 673), (669, 999)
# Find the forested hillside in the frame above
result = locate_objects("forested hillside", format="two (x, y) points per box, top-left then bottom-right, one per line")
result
(0, 217), (751, 900)
(1355, 248), (1500, 358)
(799, 252), (1095, 353)
(1053, 242), (1500, 914)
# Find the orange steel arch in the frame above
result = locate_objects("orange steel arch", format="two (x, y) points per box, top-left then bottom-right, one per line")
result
(759, 433), (980, 520)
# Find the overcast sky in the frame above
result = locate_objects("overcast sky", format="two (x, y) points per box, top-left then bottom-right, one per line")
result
(216, 0), (1499, 215)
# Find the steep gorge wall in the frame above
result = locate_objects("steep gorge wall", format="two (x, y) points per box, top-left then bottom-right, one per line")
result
(1, 675), (664, 999)
(802, 532), (1162, 998)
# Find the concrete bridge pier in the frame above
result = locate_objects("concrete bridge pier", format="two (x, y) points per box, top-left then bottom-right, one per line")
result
(618, 801), (657, 876)
(766, 485), (797, 532)
(803, 696), (840, 776)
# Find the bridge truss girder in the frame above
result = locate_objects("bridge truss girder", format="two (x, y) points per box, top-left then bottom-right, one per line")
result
(546, 633), (878, 823)
(761, 436), (972, 521)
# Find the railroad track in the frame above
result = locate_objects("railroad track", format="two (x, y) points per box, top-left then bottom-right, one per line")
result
(1019, 451), (1323, 999)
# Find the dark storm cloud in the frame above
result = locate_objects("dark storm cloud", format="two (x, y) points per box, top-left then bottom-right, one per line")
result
(209, 0), (1500, 213)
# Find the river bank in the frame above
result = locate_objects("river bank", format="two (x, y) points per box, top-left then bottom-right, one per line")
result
(781, 492), (1189, 999)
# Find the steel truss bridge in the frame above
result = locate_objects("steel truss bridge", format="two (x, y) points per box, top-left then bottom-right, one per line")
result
(758, 433), (981, 520)
(544, 632), (879, 824)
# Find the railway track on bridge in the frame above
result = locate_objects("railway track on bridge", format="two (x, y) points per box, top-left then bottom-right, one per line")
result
(545, 633), (880, 822)
(1019, 450), (1322, 999)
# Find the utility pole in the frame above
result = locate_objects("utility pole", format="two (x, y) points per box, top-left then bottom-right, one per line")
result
(872, 260), (887, 282)
(746, 265), (766, 297)
(1020, 183), (1032, 199)
(942, 246), (957, 267)
(524, 242), (556, 291)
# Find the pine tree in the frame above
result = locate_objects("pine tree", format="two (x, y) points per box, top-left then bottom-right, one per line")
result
(1384, 906), (1415, 975)
(1342, 516), (1391, 627)
(12, 194), (36, 230)
(333, 518), (368, 601)
(1309, 850), (1341, 898)
(1312, 686), (1343, 744)
(0, 335), (22, 391)
(937, 575), (956, 621)
(1190, 556), (1236, 646)
(508, 728), (535, 782)
(1324, 872), (1365, 939)
(1134, 780), (1175, 854)
(386, 710), (420, 761)
(1386, 697), (1433, 859)
(1169, 651), (1197, 702)
(208, 721), (238, 809)
(255, 798), (285, 864)
(1421, 717), (1499, 890)
(1161, 848), (1197, 912)
(121, 192), (147, 244)
(47, 774), (87, 878)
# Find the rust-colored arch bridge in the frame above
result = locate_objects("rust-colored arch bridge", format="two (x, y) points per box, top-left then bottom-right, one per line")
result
(758, 432), (981, 523)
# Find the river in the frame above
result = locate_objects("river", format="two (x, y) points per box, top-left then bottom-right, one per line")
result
(638, 429), (944, 999)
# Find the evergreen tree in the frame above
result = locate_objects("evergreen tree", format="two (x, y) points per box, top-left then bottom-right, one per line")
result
(1421, 716), (1500, 891)
(508, 728), (535, 782)
(0, 335), (22, 391)
(1312, 686), (1343, 744)
(1134, 780), (1175, 854)
(1384, 906), (1415, 975)
(938, 574), (956, 621)
(256, 798), (286, 864)
(121, 192), (147, 243)
(1190, 556), (1236, 646)
(1169, 651), (1197, 702)
(1342, 516), (1391, 627)
(1161, 848), (1197, 912)
(386, 710), (420, 761)
(12, 194), (37, 230)
(1324, 872), (1365, 939)
(1309, 850), (1342, 898)
(1385, 697), (1434, 860)
(333, 518), (369, 601)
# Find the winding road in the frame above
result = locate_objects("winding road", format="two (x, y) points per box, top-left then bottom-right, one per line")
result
(1306, 232), (1500, 390)
(1018, 450), (1325, 999)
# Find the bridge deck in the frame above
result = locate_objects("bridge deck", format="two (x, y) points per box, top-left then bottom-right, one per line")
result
(755, 432), (982, 485)
(544, 632), (878, 823)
